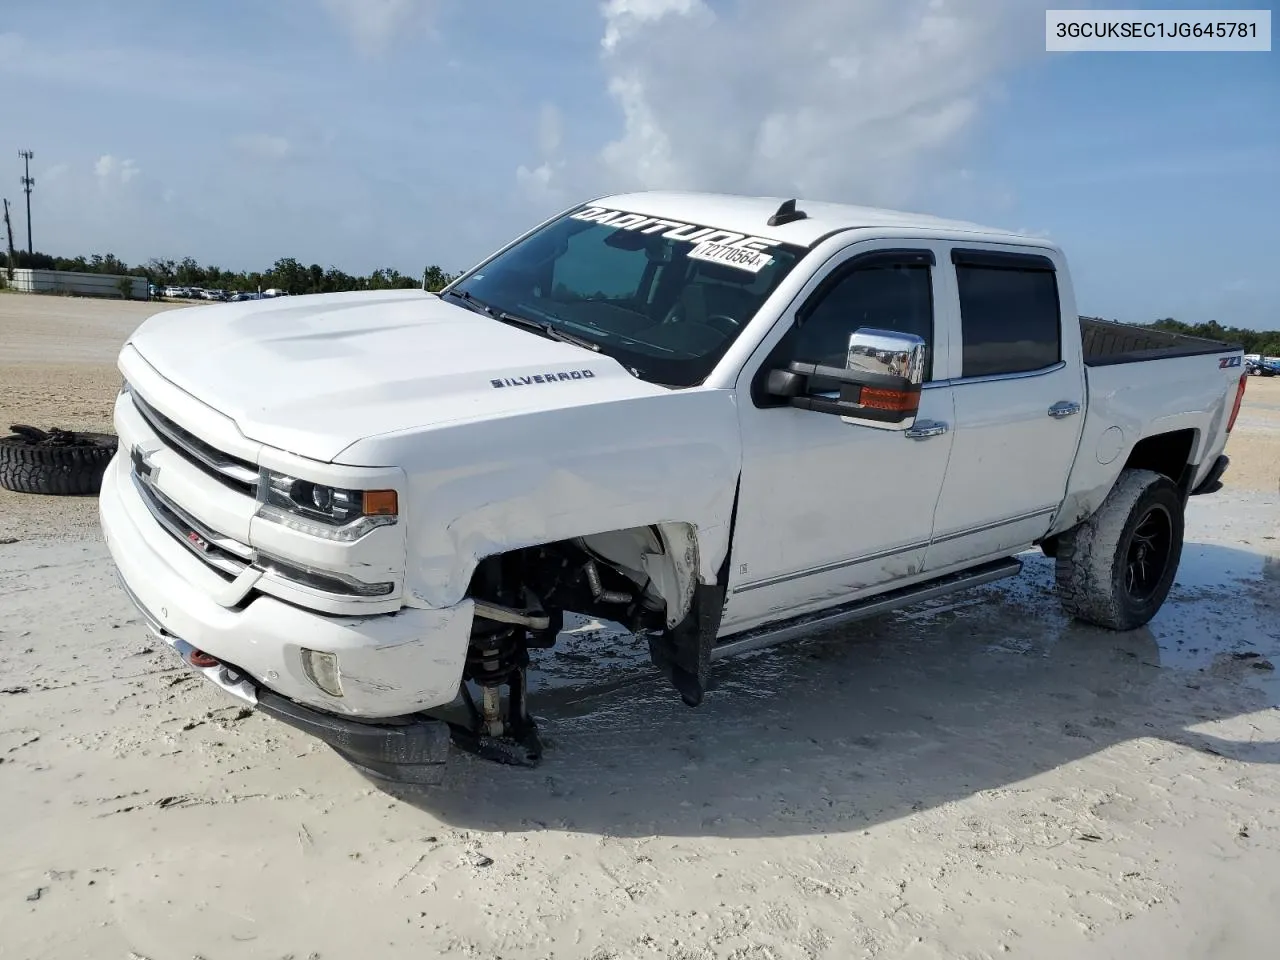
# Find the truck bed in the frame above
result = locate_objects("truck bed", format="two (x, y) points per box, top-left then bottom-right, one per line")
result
(1079, 316), (1237, 367)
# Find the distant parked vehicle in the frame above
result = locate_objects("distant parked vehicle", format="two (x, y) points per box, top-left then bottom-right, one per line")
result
(1246, 355), (1279, 377)
(261, 288), (285, 298)
(229, 291), (260, 303)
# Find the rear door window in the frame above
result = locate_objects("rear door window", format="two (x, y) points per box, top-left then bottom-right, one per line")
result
(953, 250), (1061, 379)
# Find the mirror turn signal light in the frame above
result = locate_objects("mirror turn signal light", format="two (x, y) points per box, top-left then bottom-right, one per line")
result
(857, 386), (920, 414)
(362, 490), (399, 516)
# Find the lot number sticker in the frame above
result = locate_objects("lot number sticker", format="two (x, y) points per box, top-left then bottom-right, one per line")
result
(687, 241), (774, 274)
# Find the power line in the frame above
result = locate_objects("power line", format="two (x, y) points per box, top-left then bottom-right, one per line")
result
(18, 149), (34, 257)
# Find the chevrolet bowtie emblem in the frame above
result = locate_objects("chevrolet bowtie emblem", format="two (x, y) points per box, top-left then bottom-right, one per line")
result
(131, 445), (154, 480)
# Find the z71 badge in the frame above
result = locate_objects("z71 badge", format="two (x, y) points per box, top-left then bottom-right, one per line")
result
(1219, 355), (1242, 368)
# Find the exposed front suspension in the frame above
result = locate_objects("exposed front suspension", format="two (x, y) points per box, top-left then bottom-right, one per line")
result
(449, 593), (557, 768)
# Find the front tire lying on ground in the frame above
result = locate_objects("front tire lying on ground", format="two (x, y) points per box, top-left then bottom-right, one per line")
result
(0, 425), (119, 496)
(1054, 468), (1184, 631)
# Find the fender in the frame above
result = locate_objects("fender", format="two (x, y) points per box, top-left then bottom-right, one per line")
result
(648, 478), (740, 705)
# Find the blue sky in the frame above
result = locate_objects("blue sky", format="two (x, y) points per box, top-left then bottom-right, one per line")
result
(1, 0), (1276, 329)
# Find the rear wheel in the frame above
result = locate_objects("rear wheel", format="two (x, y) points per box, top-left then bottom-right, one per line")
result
(1054, 468), (1184, 631)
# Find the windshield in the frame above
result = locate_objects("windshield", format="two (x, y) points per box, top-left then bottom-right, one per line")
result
(448, 205), (808, 387)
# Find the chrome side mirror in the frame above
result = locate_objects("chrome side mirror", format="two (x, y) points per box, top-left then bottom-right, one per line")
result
(762, 327), (926, 429)
(840, 328), (926, 430)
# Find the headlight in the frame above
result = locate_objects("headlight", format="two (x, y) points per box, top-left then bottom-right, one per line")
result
(256, 469), (398, 542)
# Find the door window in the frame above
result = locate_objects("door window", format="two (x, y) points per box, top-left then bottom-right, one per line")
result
(772, 253), (935, 387)
(953, 251), (1061, 378)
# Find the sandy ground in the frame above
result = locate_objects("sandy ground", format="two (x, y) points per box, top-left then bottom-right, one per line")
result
(1, 294), (1279, 959)
(1, 295), (190, 541)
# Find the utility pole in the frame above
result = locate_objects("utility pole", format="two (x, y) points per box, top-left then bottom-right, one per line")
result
(3, 198), (15, 280)
(18, 149), (34, 256)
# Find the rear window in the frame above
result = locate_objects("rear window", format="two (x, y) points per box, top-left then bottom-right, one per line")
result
(955, 254), (1061, 379)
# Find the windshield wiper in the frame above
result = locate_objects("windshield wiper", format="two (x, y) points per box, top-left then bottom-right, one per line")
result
(446, 289), (600, 353)
(444, 288), (493, 316)
(492, 310), (602, 353)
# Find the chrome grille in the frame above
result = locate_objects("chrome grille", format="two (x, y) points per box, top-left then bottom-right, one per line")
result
(129, 453), (393, 600)
(124, 387), (394, 603)
(131, 390), (258, 495)
(132, 471), (251, 581)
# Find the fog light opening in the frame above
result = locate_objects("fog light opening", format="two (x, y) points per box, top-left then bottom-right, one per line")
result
(301, 649), (343, 698)
(188, 649), (220, 669)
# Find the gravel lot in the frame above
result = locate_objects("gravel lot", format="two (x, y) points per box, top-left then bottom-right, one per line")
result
(1, 293), (1278, 959)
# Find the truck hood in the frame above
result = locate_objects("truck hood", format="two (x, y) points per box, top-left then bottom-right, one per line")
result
(126, 290), (662, 463)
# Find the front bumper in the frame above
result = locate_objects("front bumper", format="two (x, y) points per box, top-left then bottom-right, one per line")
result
(115, 569), (451, 782)
(100, 450), (472, 720)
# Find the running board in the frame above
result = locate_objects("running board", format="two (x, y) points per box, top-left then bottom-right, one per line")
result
(710, 557), (1023, 662)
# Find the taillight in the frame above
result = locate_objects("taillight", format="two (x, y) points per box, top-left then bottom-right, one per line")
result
(1227, 373), (1248, 433)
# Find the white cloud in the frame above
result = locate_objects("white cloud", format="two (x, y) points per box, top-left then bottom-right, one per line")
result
(516, 162), (557, 197)
(321, 0), (435, 56)
(601, 0), (710, 52)
(536, 102), (563, 159)
(94, 154), (140, 184)
(523, 0), (1040, 209)
(516, 103), (569, 203)
(42, 162), (71, 184)
(234, 133), (292, 161)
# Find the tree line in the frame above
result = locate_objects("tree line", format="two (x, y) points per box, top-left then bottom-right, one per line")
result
(4, 249), (459, 294)
(4, 249), (1277, 351)
(1151, 318), (1280, 358)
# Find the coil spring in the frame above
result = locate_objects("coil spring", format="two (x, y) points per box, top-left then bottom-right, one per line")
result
(464, 625), (521, 686)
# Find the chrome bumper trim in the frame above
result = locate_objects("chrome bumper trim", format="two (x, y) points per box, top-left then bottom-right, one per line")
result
(114, 570), (259, 707)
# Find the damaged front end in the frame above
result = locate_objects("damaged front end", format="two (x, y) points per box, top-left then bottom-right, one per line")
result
(452, 522), (723, 766)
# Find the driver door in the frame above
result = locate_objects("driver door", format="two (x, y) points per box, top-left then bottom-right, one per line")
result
(721, 242), (956, 634)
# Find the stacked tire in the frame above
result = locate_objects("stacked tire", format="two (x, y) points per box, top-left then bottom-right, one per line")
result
(0, 425), (118, 496)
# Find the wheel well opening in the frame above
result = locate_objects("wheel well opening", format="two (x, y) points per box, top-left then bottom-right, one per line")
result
(452, 525), (706, 765)
(464, 523), (701, 637)
(1122, 429), (1196, 490)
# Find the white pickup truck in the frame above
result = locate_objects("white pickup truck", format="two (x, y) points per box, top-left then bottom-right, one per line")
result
(101, 192), (1249, 782)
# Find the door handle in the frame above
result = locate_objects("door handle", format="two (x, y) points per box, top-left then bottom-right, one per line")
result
(1048, 401), (1081, 419)
(905, 420), (949, 440)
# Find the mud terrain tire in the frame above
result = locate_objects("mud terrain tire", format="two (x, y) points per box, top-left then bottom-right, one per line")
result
(1054, 468), (1184, 631)
(0, 425), (118, 496)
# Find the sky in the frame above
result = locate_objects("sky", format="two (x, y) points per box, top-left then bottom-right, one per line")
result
(0, 0), (1276, 329)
